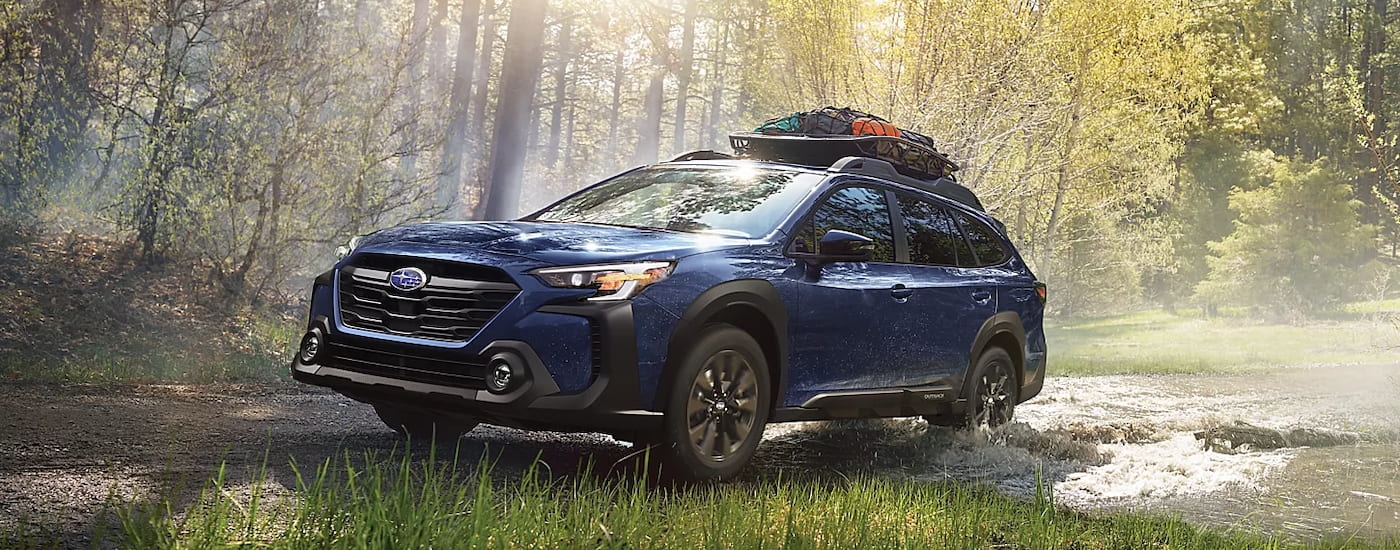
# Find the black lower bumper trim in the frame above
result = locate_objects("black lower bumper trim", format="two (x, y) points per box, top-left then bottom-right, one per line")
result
(295, 300), (662, 438)
(294, 361), (662, 437)
(324, 340), (487, 390)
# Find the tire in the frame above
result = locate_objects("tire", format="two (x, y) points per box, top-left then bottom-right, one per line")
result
(373, 403), (478, 443)
(659, 325), (771, 482)
(925, 347), (1017, 430)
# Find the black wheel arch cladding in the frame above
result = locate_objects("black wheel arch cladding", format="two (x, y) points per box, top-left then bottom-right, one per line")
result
(655, 279), (789, 412)
(964, 311), (1026, 399)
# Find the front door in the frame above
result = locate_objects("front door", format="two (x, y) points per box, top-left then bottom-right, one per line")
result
(786, 185), (925, 403)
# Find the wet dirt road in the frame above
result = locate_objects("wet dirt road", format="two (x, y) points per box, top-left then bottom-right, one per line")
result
(2, 362), (1397, 546)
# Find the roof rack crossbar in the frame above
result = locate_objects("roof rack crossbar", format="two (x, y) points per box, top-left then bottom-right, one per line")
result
(669, 150), (734, 162)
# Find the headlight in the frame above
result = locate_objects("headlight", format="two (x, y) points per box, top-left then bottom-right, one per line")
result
(531, 261), (674, 301)
(335, 235), (364, 260)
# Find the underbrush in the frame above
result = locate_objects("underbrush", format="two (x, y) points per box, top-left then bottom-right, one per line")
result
(0, 233), (299, 383)
(13, 448), (1376, 550)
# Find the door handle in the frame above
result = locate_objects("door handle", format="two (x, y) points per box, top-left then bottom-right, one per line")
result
(971, 290), (992, 303)
(890, 284), (913, 300)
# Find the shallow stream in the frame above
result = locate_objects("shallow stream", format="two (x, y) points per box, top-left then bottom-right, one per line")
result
(762, 363), (1400, 539)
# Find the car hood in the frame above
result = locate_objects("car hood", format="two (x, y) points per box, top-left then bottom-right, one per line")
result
(356, 221), (756, 265)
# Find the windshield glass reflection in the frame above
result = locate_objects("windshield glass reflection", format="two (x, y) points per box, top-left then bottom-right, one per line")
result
(532, 167), (821, 238)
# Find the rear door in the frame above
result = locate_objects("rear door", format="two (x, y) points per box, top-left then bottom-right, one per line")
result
(892, 193), (999, 387)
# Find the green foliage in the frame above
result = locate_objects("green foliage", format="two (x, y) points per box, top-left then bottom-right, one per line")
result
(1194, 154), (1377, 317)
(761, 0), (1213, 314)
(90, 0), (445, 297)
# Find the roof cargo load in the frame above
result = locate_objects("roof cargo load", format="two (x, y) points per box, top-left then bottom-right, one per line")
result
(728, 133), (959, 181)
(733, 107), (960, 180)
(669, 107), (983, 211)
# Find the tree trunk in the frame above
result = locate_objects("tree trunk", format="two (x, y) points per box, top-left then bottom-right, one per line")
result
(136, 7), (187, 262)
(544, 17), (571, 168)
(466, 0), (498, 218)
(527, 102), (541, 151)
(564, 72), (577, 173)
(33, 0), (99, 194)
(605, 43), (624, 168)
(1040, 48), (1089, 276)
(1358, 0), (1387, 225)
(672, 0), (696, 154)
(701, 20), (734, 150)
(635, 62), (664, 165)
(398, 0), (431, 182)
(706, 33), (726, 150)
(429, 0), (451, 99)
(482, 0), (549, 220)
(469, 0), (498, 146)
(436, 0), (482, 218)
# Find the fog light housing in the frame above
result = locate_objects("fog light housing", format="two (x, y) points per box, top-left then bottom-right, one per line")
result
(485, 352), (526, 394)
(299, 330), (323, 364)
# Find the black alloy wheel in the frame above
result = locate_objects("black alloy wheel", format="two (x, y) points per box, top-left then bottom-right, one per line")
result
(661, 325), (770, 482)
(967, 347), (1017, 430)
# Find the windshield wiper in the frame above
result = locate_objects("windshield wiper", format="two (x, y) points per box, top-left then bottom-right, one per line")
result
(571, 220), (687, 234)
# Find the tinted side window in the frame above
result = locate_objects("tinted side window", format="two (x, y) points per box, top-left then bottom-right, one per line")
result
(955, 211), (1010, 266)
(790, 186), (896, 262)
(896, 194), (969, 267)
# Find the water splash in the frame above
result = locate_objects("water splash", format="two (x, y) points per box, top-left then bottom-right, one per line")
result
(760, 361), (1400, 539)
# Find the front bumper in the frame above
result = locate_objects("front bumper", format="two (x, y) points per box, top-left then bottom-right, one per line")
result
(293, 299), (664, 439)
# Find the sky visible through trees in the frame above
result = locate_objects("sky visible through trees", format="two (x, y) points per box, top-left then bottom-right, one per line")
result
(0, 0), (1396, 316)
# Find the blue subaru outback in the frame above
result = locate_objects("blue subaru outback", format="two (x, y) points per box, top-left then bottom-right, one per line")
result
(293, 144), (1046, 481)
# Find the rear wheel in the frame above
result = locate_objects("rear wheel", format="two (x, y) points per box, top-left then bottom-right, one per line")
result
(924, 347), (1017, 430)
(660, 325), (770, 482)
(373, 403), (478, 443)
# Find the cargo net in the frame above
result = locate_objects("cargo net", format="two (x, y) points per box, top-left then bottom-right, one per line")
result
(730, 107), (960, 180)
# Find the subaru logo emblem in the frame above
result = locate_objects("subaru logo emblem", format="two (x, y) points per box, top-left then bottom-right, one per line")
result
(388, 267), (428, 292)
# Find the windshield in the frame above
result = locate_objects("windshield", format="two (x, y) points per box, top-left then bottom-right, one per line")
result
(531, 166), (822, 238)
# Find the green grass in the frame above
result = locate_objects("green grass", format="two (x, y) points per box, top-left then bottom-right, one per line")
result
(1047, 303), (1400, 376)
(8, 448), (1388, 550)
(1339, 297), (1400, 315)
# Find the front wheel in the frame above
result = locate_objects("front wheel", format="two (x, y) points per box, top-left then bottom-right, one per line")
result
(660, 325), (771, 482)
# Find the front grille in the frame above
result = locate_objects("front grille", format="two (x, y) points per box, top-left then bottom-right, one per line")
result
(337, 255), (520, 342)
(324, 341), (486, 389)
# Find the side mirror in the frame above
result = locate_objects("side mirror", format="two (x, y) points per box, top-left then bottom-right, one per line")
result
(816, 229), (874, 263)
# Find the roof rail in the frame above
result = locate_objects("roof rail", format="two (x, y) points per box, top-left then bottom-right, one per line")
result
(827, 156), (985, 212)
(828, 156), (903, 179)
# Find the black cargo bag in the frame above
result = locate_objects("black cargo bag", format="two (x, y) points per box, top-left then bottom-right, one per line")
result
(798, 106), (890, 135)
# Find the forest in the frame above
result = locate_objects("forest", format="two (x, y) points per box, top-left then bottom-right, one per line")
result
(2, 0), (1398, 318)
